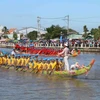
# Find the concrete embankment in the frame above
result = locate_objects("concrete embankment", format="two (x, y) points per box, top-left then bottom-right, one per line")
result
(0, 43), (100, 52)
(72, 47), (100, 52)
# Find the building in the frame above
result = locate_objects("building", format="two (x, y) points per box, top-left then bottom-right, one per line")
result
(17, 27), (47, 35)
(8, 28), (17, 34)
(67, 34), (84, 40)
(7, 28), (20, 40)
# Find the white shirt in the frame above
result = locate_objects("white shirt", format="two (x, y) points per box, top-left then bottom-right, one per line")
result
(11, 51), (16, 55)
(70, 64), (76, 69)
(59, 47), (69, 56)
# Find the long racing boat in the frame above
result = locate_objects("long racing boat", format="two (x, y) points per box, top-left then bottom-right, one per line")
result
(1, 59), (95, 77)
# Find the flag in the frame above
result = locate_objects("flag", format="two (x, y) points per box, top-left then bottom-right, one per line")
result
(60, 35), (62, 43)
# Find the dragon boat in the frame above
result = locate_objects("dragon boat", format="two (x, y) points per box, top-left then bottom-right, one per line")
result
(15, 44), (81, 57)
(1, 59), (95, 77)
(53, 59), (95, 76)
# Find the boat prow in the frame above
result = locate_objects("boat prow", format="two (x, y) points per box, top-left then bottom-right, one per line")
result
(53, 59), (95, 76)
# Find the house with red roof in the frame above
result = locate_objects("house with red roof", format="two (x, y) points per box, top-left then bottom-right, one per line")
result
(8, 28), (17, 34)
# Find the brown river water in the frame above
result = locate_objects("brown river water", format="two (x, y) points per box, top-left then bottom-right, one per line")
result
(0, 48), (100, 100)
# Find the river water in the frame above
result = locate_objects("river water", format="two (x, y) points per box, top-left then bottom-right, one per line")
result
(0, 48), (100, 100)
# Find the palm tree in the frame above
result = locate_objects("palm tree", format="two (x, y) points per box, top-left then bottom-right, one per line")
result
(83, 25), (89, 38)
(1, 26), (9, 39)
(2, 26), (9, 34)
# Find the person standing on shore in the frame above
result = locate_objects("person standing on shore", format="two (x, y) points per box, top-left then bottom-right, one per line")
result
(58, 43), (70, 71)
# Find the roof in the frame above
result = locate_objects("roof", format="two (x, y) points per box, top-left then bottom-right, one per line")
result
(8, 28), (16, 34)
(18, 27), (47, 35)
(67, 34), (84, 39)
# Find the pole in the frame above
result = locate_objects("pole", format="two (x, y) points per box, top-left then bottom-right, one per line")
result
(37, 16), (41, 40)
(67, 15), (69, 34)
(67, 15), (69, 45)
(26, 27), (27, 35)
(65, 15), (69, 34)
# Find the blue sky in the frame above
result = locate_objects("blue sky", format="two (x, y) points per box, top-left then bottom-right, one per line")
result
(0, 0), (100, 32)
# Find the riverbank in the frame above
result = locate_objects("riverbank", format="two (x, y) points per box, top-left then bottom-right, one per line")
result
(1, 42), (100, 52)
(72, 47), (100, 52)
(1, 46), (100, 52)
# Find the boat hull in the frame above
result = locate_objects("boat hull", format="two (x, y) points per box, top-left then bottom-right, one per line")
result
(0, 59), (95, 77)
(53, 59), (95, 76)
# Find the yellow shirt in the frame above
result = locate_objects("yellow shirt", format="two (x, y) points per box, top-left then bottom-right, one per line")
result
(29, 62), (33, 69)
(40, 62), (44, 68)
(37, 62), (44, 69)
(17, 58), (21, 66)
(0, 57), (2, 64)
(14, 58), (17, 66)
(47, 63), (52, 69)
(36, 63), (40, 69)
(33, 61), (37, 68)
(11, 58), (15, 65)
(51, 62), (56, 69)
(7, 58), (11, 65)
(3, 57), (7, 64)
(43, 63), (48, 69)
(59, 61), (64, 68)
(25, 58), (29, 66)
(20, 58), (24, 66)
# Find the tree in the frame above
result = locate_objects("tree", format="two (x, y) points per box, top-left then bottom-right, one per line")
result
(20, 33), (23, 39)
(2, 26), (9, 34)
(45, 25), (78, 40)
(13, 32), (18, 40)
(27, 31), (37, 40)
(90, 28), (98, 35)
(90, 27), (100, 40)
(45, 25), (66, 39)
(83, 25), (89, 38)
(98, 26), (100, 30)
(3, 35), (8, 39)
(45, 33), (51, 40)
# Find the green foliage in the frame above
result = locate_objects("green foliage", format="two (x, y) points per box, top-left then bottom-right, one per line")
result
(20, 33), (23, 39)
(83, 25), (89, 38)
(45, 25), (78, 40)
(90, 27), (100, 40)
(13, 32), (18, 40)
(1, 34), (9, 39)
(83, 25), (89, 33)
(3, 35), (8, 39)
(45, 25), (66, 39)
(27, 31), (37, 40)
(2, 26), (9, 34)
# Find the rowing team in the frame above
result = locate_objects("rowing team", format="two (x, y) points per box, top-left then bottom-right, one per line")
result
(0, 54), (64, 73)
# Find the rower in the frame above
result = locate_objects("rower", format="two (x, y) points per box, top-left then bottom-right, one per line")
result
(0, 55), (3, 65)
(59, 58), (64, 70)
(55, 58), (60, 71)
(43, 58), (48, 71)
(33, 54), (38, 62)
(28, 59), (34, 69)
(46, 58), (52, 74)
